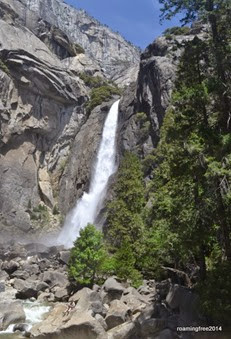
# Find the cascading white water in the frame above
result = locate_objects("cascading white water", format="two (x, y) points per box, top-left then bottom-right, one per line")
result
(58, 99), (120, 248)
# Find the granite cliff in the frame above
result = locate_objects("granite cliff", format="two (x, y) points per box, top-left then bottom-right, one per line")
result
(0, 0), (126, 238)
(0, 0), (206, 239)
(4, 0), (140, 84)
(119, 23), (208, 160)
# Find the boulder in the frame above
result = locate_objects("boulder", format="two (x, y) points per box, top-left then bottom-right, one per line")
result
(94, 314), (107, 330)
(166, 284), (199, 326)
(54, 287), (69, 301)
(37, 292), (53, 302)
(31, 303), (107, 339)
(102, 277), (125, 303)
(140, 318), (166, 337)
(13, 323), (30, 333)
(105, 300), (131, 330)
(42, 270), (68, 288)
(11, 270), (30, 280)
(1, 260), (19, 274)
(69, 287), (103, 314)
(0, 269), (9, 281)
(14, 278), (38, 299)
(0, 301), (25, 330)
(38, 258), (52, 271)
(156, 280), (171, 299)
(58, 250), (70, 265)
(107, 321), (137, 339)
(121, 287), (148, 313)
(36, 281), (50, 292)
(91, 301), (108, 317)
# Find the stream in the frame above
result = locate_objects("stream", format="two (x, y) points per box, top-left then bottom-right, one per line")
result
(0, 300), (51, 338)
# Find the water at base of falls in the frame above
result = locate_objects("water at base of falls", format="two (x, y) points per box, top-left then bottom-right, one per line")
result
(58, 99), (120, 248)
(0, 301), (51, 337)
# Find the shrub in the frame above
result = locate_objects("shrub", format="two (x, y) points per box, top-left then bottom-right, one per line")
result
(74, 43), (85, 54)
(30, 204), (50, 222)
(78, 73), (106, 88)
(163, 26), (190, 37)
(0, 58), (10, 75)
(68, 224), (106, 287)
(86, 85), (121, 112)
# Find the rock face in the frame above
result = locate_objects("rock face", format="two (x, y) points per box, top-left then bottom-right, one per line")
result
(5, 0), (140, 83)
(0, 0), (131, 237)
(119, 25), (209, 158)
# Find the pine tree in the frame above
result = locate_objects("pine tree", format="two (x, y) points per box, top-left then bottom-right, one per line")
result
(106, 151), (145, 255)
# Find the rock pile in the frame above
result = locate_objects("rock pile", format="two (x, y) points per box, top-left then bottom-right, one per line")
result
(0, 242), (202, 339)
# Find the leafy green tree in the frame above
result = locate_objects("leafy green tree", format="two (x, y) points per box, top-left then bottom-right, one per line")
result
(68, 224), (106, 287)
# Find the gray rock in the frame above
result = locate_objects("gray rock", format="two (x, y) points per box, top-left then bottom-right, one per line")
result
(54, 287), (69, 301)
(91, 301), (108, 317)
(1, 260), (19, 274)
(121, 287), (148, 313)
(0, 301), (25, 331)
(31, 303), (107, 339)
(14, 278), (38, 299)
(13, 323), (29, 333)
(58, 250), (70, 265)
(42, 270), (68, 288)
(12, 0), (140, 80)
(0, 282), (5, 292)
(120, 25), (208, 160)
(107, 321), (137, 339)
(94, 314), (108, 331)
(105, 300), (131, 330)
(166, 284), (200, 326)
(140, 318), (166, 337)
(0, 270), (9, 281)
(102, 277), (125, 303)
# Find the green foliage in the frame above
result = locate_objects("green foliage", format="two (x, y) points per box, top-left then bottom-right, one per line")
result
(68, 224), (106, 287)
(74, 43), (85, 54)
(198, 262), (231, 325)
(30, 204), (50, 222)
(86, 85), (121, 112)
(0, 58), (10, 75)
(106, 152), (146, 282)
(78, 73), (107, 88)
(143, 2), (231, 324)
(135, 112), (151, 143)
(163, 26), (190, 36)
(112, 241), (142, 288)
(107, 152), (145, 252)
(52, 204), (59, 215)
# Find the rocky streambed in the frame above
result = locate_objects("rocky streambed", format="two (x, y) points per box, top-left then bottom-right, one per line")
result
(0, 242), (228, 339)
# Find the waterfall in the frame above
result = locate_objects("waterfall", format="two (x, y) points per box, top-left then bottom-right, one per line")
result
(58, 99), (120, 248)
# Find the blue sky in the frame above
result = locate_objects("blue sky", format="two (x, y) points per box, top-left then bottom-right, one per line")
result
(65, 0), (182, 49)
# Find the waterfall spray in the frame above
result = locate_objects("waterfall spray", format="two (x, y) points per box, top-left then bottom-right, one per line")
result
(58, 100), (120, 248)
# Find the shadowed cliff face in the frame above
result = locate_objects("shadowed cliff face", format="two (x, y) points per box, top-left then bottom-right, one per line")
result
(119, 24), (209, 159)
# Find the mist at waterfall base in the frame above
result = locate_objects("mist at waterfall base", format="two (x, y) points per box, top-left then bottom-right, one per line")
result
(57, 100), (120, 248)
